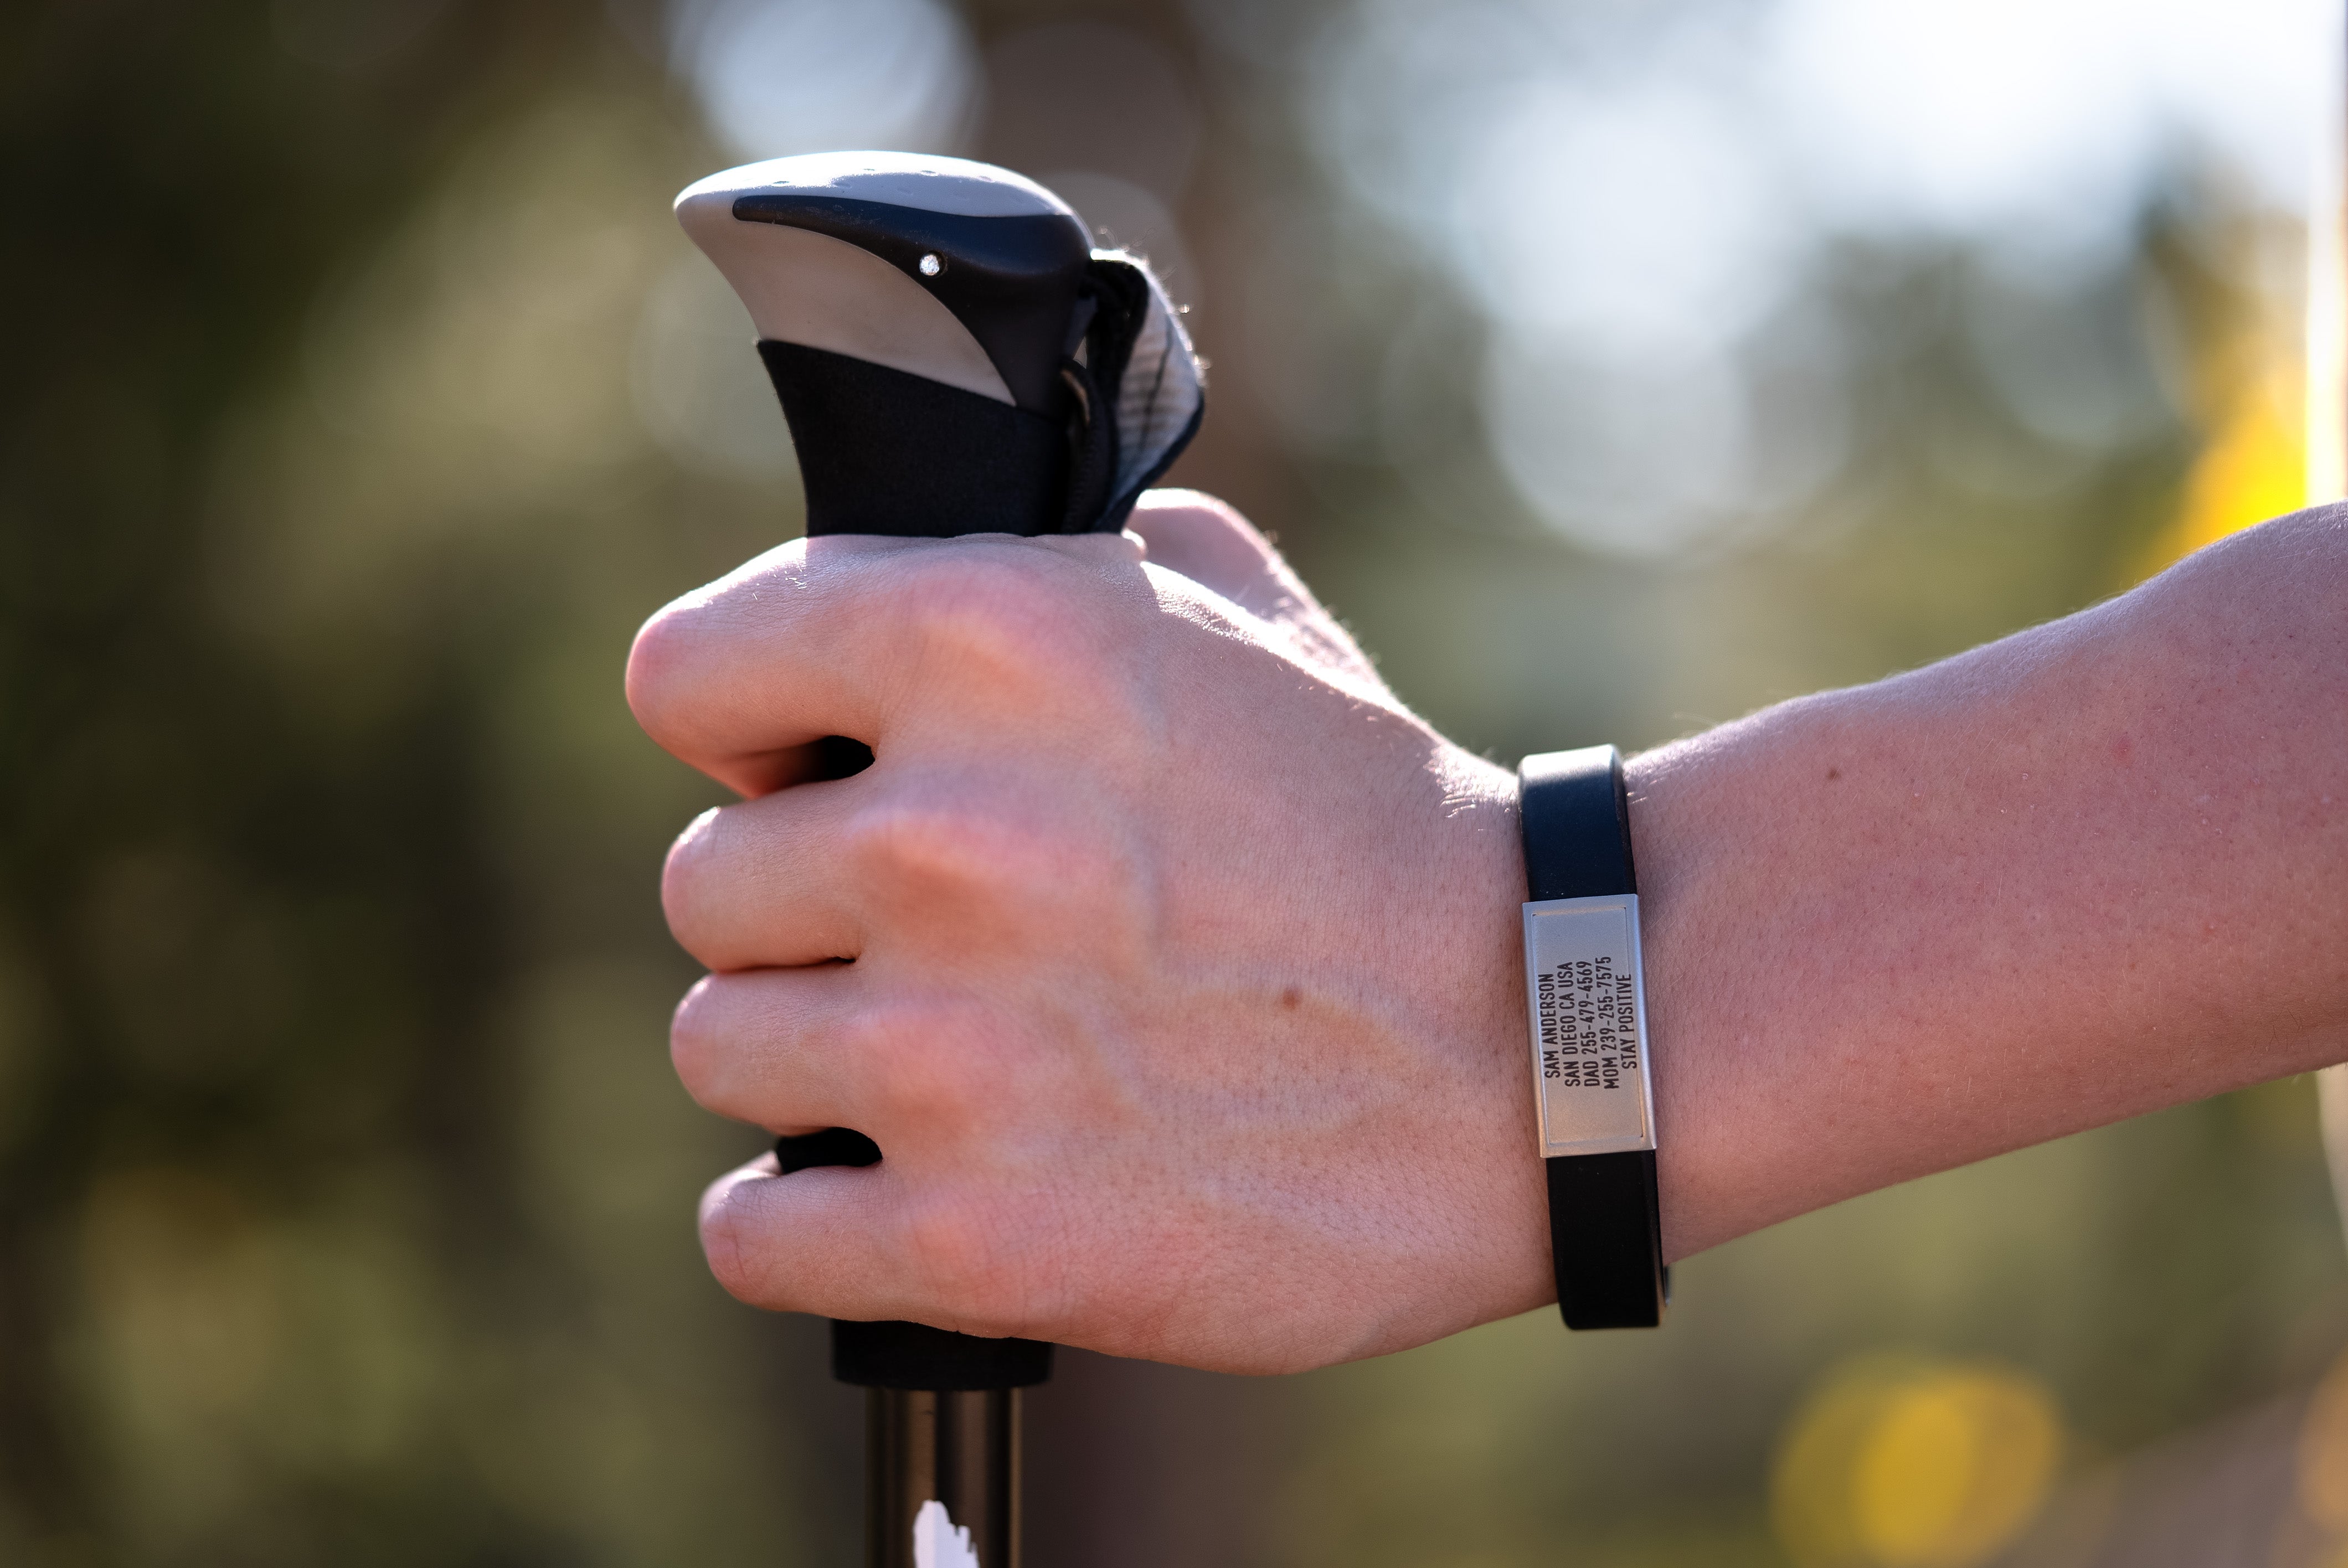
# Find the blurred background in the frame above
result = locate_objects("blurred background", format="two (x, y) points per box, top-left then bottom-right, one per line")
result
(6, 0), (2346, 1563)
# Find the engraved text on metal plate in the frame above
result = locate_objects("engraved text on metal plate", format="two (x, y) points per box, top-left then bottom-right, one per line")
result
(1522, 895), (1657, 1157)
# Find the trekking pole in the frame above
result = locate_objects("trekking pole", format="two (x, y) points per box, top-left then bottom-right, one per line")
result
(673, 152), (1203, 1568)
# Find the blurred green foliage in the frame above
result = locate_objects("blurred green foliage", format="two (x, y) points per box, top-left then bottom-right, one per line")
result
(2, 2), (2341, 1566)
(2, 7), (832, 1564)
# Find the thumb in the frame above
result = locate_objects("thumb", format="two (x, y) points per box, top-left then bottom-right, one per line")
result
(1126, 489), (1386, 694)
(1125, 489), (1296, 616)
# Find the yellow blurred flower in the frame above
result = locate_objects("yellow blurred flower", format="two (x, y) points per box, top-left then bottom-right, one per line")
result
(1772, 1356), (2064, 1568)
(2139, 364), (2305, 576)
(2298, 1349), (2348, 1534)
(2139, 212), (2327, 581)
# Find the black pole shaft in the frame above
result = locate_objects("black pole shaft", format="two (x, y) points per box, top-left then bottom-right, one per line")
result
(867, 1390), (1021, 1568)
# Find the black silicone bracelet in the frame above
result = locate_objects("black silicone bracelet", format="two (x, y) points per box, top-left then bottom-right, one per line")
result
(1518, 745), (1668, 1330)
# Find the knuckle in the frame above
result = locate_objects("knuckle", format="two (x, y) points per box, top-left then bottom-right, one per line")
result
(843, 779), (1132, 921)
(837, 997), (924, 1075)
(846, 998), (996, 1122)
(842, 791), (1029, 896)
(697, 1183), (766, 1305)
(904, 551), (1100, 684)
(659, 808), (724, 937)
(668, 976), (733, 1108)
(625, 549), (804, 750)
(898, 1192), (1027, 1324)
(624, 600), (706, 746)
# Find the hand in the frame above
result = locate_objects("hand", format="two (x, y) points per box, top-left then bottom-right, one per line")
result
(627, 490), (1545, 1374)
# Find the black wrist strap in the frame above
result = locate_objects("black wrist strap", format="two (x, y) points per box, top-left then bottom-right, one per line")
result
(1519, 746), (1667, 1330)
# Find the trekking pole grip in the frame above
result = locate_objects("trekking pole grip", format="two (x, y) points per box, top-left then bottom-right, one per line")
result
(678, 150), (1202, 1568)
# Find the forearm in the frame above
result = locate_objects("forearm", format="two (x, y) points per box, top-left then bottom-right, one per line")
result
(1636, 506), (2348, 1261)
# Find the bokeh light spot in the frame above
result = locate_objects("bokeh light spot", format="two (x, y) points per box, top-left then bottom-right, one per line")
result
(2296, 1348), (2348, 1532)
(1774, 1357), (2063, 1568)
(2136, 235), (2308, 580)
(671, 0), (978, 160)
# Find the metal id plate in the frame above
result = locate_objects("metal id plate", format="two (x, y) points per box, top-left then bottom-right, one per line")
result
(1522, 894), (1657, 1157)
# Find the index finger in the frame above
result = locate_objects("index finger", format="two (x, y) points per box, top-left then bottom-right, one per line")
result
(624, 534), (900, 796)
(627, 530), (1139, 796)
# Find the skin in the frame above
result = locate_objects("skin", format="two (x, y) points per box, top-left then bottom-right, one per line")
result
(627, 489), (2348, 1375)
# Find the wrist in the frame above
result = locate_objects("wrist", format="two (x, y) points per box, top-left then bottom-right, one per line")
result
(1408, 746), (1560, 1330)
(1626, 730), (1762, 1267)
